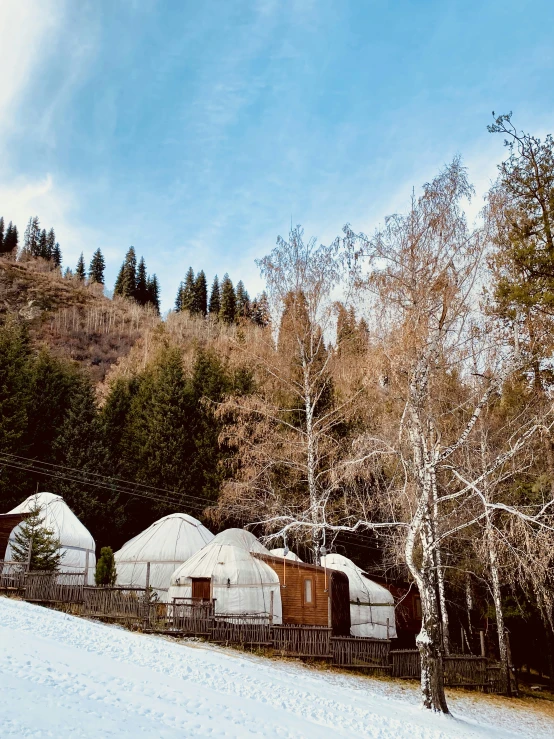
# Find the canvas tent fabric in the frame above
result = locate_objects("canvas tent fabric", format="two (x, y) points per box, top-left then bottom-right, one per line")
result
(168, 529), (282, 623)
(320, 553), (397, 639)
(269, 548), (303, 562)
(114, 513), (214, 600)
(5, 493), (96, 584)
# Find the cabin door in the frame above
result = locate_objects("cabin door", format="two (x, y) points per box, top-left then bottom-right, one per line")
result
(330, 571), (351, 636)
(191, 577), (211, 601)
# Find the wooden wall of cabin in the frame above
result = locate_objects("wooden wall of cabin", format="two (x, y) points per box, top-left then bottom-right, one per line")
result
(261, 557), (330, 627)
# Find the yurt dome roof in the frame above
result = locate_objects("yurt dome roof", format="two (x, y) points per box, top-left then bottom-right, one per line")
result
(115, 513), (213, 565)
(170, 542), (279, 587)
(210, 528), (270, 554)
(269, 547), (303, 562)
(7, 492), (95, 553)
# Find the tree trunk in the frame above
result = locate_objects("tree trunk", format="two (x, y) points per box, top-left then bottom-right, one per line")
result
(418, 572), (449, 713)
(486, 516), (509, 692)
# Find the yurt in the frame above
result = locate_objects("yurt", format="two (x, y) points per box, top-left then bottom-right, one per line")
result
(5, 492), (96, 584)
(114, 513), (214, 600)
(168, 528), (283, 623)
(269, 547), (303, 562)
(320, 553), (397, 639)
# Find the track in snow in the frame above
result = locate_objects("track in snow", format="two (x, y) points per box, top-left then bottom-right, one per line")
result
(0, 597), (552, 738)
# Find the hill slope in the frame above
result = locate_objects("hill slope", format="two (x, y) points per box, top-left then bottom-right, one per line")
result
(0, 258), (158, 382)
(1, 598), (553, 738)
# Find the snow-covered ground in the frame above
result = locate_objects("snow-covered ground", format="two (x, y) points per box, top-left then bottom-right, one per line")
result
(1, 598), (553, 738)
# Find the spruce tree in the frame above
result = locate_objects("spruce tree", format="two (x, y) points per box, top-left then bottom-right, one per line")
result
(46, 228), (56, 260)
(180, 267), (195, 313)
(38, 229), (48, 259)
(75, 252), (86, 281)
(95, 546), (117, 585)
(146, 274), (160, 314)
(209, 275), (220, 316)
(114, 247), (137, 298)
(193, 270), (208, 316)
(10, 501), (62, 571)
(52, 243), (62, 268)
(135, 257), (149, 305)
(252, 291), (270, 327)
(63, 267), (73, 279)
(0, 220), (17, 256)
(23, 216), (40, 258)
(219, 274), (236, 324)
(0, 319), (30, 455)
(88, 248), (105, 284)
(235, 280), (250, 320)
(0, 216), (4, 249)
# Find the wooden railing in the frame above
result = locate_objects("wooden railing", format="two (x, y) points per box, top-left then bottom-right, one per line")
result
(82, 586), (149, 622)
(0, 560), (26, 594)
(25, 571), (86, 604)
(212, 614), (273, 646)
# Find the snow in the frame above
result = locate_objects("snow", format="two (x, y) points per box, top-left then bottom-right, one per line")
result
(1, 597), (553, 738)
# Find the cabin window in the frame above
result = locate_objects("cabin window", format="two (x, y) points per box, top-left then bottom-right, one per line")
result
(303, 577), (314, 605)
(414, 596), (422, 619)
(192, 577), (211, 600)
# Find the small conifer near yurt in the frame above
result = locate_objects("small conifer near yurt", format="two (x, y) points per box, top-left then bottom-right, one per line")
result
(95, 546), (117, 586)
(10, 502), (63, 571)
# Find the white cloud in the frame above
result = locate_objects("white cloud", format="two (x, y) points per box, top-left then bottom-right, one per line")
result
(0, 0), (65, 141)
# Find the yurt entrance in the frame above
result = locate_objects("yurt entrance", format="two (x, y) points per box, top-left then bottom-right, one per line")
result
(191, 577), (211, 601)
(329, 570), (351, 636)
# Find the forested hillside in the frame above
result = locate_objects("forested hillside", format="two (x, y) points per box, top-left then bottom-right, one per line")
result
(2, 114), (554, 712)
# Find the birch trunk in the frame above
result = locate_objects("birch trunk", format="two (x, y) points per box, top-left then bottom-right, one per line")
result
(486, 513), (509, 691)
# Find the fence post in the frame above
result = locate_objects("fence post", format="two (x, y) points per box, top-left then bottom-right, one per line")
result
(84, 550), (90, 586)
(26, 535), (33, 572)
(269, 591), (274, 626)
(144, 562), (151, 630)
(480, 630), (486, 657)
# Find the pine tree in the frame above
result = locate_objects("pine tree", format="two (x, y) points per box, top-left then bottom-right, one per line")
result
(146, 274), (160, 314)
(88, 248), (105, 284)
(95, 546), (117, 585)
(114, 247), (137, 298)
(193, 270), (208, 316)
(46, 228), (56, 260)
(209, 275), (221, 316)
(75, 252), (86, 281)
(135, 257), (149, 305)
(10, 501), (63, 571)
(235, 280), (250, 320)
(38, 229), (48, 259)
(52, 243), (62, 268)
(219, 274), (236, 324)
(23, 216), (40, 258)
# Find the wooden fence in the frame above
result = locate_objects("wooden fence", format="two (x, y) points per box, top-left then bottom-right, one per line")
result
(0, 565), (509, 693)
(391, 649), (509, 693)
(331, 636), (391, 670)
(273, 625), (332, 658)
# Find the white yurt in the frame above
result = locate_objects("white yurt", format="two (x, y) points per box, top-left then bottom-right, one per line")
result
(321, 553), (397, 639)
(269, 547), (303, 562)
(5, 492), (96, 584)
(168, 528), (283, 622)
(114, 513), (214, 600)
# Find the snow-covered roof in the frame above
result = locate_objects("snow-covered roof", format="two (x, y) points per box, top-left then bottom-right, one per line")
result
(210, 528), (270, 554)
(321, 553), (396, 639)
(6, 492), (96, 583)
(114, 513), (214, 597)
(168, 535), (282, 621)
(269, 548), (303, 562)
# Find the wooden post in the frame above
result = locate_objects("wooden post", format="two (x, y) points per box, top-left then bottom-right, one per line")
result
(480, 630), (486, 658)
(269, 591), (274, 626)
(327, 584), (332, 629)
(84, 550), (90, 586)
(145, 561), (151, 592)
(387, 618), (390, 640)
(144, 562), (151, 630)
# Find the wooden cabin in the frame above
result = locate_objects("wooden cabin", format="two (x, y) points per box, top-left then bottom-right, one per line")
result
(254, 553), (351, 636)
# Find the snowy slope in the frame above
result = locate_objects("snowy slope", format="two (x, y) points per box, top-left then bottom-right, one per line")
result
(0, 598), (552, 738)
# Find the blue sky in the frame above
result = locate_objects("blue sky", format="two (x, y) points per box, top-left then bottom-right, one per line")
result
(1, 0), (554, 311)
